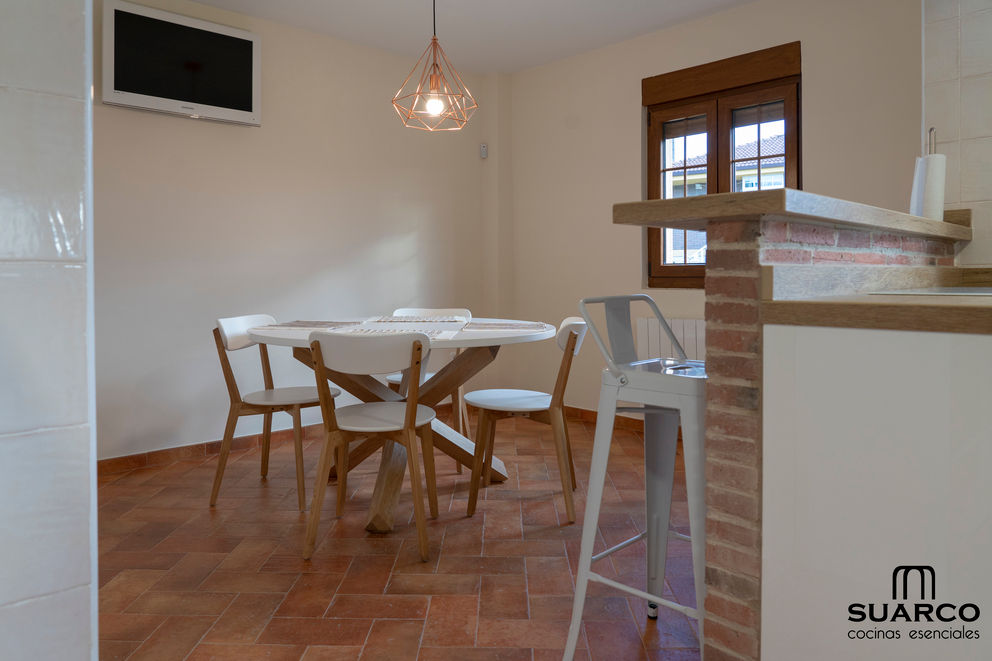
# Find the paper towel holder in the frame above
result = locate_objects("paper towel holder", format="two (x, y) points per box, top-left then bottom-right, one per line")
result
(909, 126), (946, 221)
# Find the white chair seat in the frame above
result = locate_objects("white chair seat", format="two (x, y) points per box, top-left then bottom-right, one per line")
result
(243, 385), (330, 407)
(335, 401), (436, 432)
(464, 388), (551, 413)
(384, 370), (437, 385)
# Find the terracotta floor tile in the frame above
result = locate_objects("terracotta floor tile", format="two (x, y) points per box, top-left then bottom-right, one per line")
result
(358, 619), (423, 661)
(257, 618), (372, 646)
(187, 643), (306, 660)
(150, 552), (226, 591)
(127, 615), (216, 661)
(301, 646), (362, 660)
(476, 619), (574, 650)
(478, 575), (527, 619)
(98, 612), (166, 641)
(198, 570), (300, 593)
(99, 640), (142, 660)
(422, 594), (478, 647)
(99, 416), (698, 660)
(100, 551), (184, 571)
(436, 555), (523, 575)
(525, 557), (574, 595)
(217, 538), (281, 571)
(584, 620), (648, 661)
(386, 574), (481, 595)
(126, 590), (236, 616)
(325, 594), (429, 619)
(337, 555), (396, 594)
(100, 569), (168, 613)
(276, 573), (345, 617)
(204, 592), (285, 643)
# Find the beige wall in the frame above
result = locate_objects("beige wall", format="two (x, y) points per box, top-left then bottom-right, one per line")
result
(95, 0), (927, 458)
(1, 0), (96, 656)
(501, 0), (923, 411)
(94, 0), (489, 458)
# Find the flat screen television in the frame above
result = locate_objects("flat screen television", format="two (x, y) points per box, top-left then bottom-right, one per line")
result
(102, 0), (261, 126)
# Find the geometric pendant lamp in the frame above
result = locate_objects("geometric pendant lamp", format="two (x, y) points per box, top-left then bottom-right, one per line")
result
(391, 0), (478, 131)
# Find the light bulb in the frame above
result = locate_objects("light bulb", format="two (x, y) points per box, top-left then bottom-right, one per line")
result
(425, 96), (445, 116)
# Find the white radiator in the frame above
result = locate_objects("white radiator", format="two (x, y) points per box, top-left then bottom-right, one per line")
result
(635, 317), (706, 361)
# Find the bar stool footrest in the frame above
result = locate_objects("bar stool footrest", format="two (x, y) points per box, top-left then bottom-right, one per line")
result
(591, 531), (647, 563)
(587, 571), (700, 620)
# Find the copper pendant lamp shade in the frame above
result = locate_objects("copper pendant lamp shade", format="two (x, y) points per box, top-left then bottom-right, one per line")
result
(392, 1), (477, 131)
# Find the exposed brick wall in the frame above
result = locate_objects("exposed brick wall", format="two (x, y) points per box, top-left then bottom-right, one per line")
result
(704, 219), (764, 661)
(759, 220), (956, 266)
(700, 216), (958, 659)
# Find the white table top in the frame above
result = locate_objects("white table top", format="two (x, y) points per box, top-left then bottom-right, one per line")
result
(248, 317), (556, 349)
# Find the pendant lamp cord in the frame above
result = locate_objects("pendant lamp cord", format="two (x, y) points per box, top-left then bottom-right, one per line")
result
(433, 0), (436, 36)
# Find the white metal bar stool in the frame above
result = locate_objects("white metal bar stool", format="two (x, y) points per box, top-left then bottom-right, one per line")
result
(564, 295), (707, 660)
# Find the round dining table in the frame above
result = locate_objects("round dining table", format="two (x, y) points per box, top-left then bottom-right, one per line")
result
(248, 317), (555, 534)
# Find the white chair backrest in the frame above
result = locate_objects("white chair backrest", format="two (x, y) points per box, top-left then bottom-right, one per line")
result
(579, 295), (686, 378)
(556, 317), (588, 355)
(217, 314), (277, 351)
(392, 307), (472, 320)
(309, 330), (431, 376)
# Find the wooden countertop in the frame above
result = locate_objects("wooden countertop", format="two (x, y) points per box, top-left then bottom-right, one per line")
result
(762, 290), (992, 335)
(614, 189), (972, 242)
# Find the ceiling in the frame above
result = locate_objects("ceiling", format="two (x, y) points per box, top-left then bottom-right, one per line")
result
(195, 0), (753, 73)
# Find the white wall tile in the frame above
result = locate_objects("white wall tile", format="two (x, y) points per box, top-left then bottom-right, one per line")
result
(961, 9), (992, 76)
(0, 89), (86, 261)
(0, 584), (90, 659)
(961, 73), (992, 137)
(953, 200), (992, 264)
(0, 426), (91, 606)
(961, 136), (992, 200)
(939, 140), (961, 203)
(925, 79), (960, 140)
(0, 263), (88, 435)
(962, 0), (992, 14)
(0, 0), (87, 98)
(926, 17), (960, 83)
(927, 0), (960, 23)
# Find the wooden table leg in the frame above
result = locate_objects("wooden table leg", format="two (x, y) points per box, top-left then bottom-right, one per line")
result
(293, 343), (508, 534)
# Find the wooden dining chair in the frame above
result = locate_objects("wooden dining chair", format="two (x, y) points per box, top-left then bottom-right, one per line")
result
(210, 314), (340, 511)
(305, 330), (439, 561)
(386, 307), (472, 472)
(464, 317), (587, 523)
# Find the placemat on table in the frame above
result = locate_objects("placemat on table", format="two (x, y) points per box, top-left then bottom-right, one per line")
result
(462, 321), (549, 331)
(264, 320), (362, 329)
(370, 315), (467, 323)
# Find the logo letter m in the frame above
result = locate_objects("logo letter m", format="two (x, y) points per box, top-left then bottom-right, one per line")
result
(892, 565), (936, 600)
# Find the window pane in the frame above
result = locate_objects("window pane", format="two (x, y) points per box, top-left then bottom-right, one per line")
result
(733, 159), (759, 192)
(732, 100), (785, 161)
(686, 167), (707, 196)
(662, 114), (707, 199)
(664, 228), (685, 265)
(759, 156), (786, 189)
(664, 169), (685, 198)
(686, 230), (707, 264)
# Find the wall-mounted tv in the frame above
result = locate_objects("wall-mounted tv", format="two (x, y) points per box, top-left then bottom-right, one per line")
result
(102, 0), (261, 126)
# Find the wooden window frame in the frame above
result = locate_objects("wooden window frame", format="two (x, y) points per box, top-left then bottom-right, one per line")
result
(643, 42), (802, 289)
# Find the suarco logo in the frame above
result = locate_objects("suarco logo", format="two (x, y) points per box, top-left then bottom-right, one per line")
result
(846, 565), (981, 642)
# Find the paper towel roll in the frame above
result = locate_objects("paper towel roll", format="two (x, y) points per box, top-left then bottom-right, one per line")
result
(909, 154), (946, 220)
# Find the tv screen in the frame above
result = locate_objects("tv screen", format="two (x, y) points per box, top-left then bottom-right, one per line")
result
(102, 0), (261, 126)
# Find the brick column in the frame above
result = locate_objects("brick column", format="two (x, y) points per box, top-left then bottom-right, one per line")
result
(703, 219), (763, 661)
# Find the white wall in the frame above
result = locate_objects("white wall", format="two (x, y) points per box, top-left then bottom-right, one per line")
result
(501, 0), (922, 411)
(0, 1), (96, 658)
(762, 325), (992, 659)
(94, 0), (490, 459)
(925, 0), (992, 266)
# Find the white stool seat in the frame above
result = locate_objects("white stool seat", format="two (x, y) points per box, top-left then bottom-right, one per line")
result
(243, 386), (329, 407)
(334, 401), (436, 433)
(384, 371), (436, 385)
(464, 388), (551, 413)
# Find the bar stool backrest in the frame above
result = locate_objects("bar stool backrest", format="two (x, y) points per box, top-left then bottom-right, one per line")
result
(578, 295), (687, 379)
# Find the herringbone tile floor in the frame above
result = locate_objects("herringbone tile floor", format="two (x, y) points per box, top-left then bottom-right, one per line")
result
(97, 414), (699, 660)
